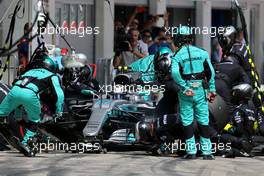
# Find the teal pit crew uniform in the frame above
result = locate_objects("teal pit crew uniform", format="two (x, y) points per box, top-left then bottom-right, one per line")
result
(171, 34), (216, 156)
(129, 47), (173, 83)
(129, 54), (155, 83)
(0, 55), (64, 145)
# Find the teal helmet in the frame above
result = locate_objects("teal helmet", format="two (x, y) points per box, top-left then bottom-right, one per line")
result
(29, 53), (58, 73)
(173, 25), (193, 47)
(153, 47), (172, 82)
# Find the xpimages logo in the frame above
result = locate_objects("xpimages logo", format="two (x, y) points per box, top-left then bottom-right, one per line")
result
(32, 141), (101, 153)
(98, 83), (165, 95)
(33, 24), (100, 37)
(165, 24), (230, 37)
(161, 141), (231, 154)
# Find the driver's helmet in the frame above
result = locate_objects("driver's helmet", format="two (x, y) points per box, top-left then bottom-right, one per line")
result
(63, 65), (93, 88)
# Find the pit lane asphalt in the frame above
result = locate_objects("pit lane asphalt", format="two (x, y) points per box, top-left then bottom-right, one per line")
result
(0, 151), (264, 176)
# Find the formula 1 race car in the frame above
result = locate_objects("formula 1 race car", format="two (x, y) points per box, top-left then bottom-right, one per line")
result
(0, 66), (231, 155)
(81, 67), (229, 150)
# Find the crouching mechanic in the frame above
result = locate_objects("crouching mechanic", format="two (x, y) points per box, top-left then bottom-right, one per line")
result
(0, 52), (64, 156)
(221, 84), (264, 158)
(171, 26), (216, 160)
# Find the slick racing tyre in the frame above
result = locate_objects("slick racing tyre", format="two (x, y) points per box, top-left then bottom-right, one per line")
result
(208, 94), (228, 131)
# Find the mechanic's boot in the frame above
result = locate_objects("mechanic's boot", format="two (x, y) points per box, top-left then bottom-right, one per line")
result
(182, 154), (197, 159)
(18, 140), (36, 157)
(239, 150), (254, 157)
(158, 144), (175, 156)
(241, 140), (253, 154)
(150, 144), (160, 156)
(157, 144), (167, 155)
(20, 129), (37, 157)
(203, 154), (215, 160)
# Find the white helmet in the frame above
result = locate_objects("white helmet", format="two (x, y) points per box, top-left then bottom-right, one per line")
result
(62, 53), (88, 68)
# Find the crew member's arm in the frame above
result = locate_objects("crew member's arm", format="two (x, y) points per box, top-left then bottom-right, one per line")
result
(51, 75), (64, 113)
(171, 57), (190, 93)
(129, 55), (156, 82)
(129, 55), (152, 72)
(203, 52), (216, 93)
(233, 110), (245, 137)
